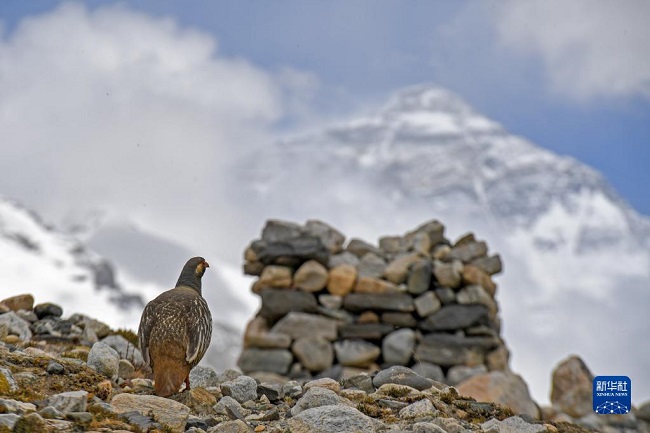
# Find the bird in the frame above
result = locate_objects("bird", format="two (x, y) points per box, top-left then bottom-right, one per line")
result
(138, 256), (212, 397)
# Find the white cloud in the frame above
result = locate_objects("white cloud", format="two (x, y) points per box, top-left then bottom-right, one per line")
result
(494, 0), (650, 100)
(0, 2), (297, 257)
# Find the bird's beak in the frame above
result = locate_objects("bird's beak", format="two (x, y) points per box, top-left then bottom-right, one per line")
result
(203, 261), (210, 268)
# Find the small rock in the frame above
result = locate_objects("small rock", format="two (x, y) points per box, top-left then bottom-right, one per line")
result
(413, 422), (447, 433)
(261, 219), (303, 242)
(379, 235), (407, 255)
(326, 264), (358, 297)
(0, 294), (34, 312)
(481, 415), (545, 433)
(111, 393), (190, 433)
(0, 311), (32, 341)
(12, 412), (47, 432)
(257, 382), (283, 402)
(383, 253), (421, 284)
(333, 340), (380, 367)
(292, 336), (334, 372)
(270, 312), (338, 340)
(210, 419), (251, 432)
(221, 375), (258, 403)
(462, 265), (497, 296)
(414, 292), (442, 317)
(472, 254), (503, 276)
(381, 312), (417, 327)
(282, 380), (303, 398)
(101, 334), (145, 366)
(0, 399), (36, 414)
(419, 304), (489, 331)
(33, 302), (63, 319)
(0, 368), (18, 393)
(65, 411), (93, 424)
(358, 253), (387, 279)
(0, 413), (20, 430)
(550, 355), (594, 418)
(343, 373), (375, 393)
(447, 364), (488, 386)
(238, 348), (293, 375)
(304, 219), (345, 254)
(448, 240), (488, 262)
(457, 371), (539, 418)
(373, 366), (433, 391)
(294, 260), (329, 292)
(290, 387), (346, 416)
(213, 395), (249, 417)
(253, 265), (293, 292)
(47, 390), (88, 414)
(318, 294), (343, 309)
(328, 251), (360, 268)
(46, 361), (64, 375)
(434, 287), (456, 304)
(87, 342), (119, 380)
(347, 238), (384, 258)
(258, 289), (317, 321)
(343, 293), (414, 313)
(288, 404), (382, 433)
(412, 362), (445, 383)
(382, 329), (416, 365)
(399, 398), (438, 420)
(38, 406), (63, 420)
(637, 400), (650, 422)
(189, 365), (220, 388)
(354, 276), (399, 294)
(432, 260), (463, 288)
(457, 284), (497, 315)
(407, 260), (432, 295)
(119, 410), (162, 431)
(118, 359), (135, 379)
(303, 378), (341, 393)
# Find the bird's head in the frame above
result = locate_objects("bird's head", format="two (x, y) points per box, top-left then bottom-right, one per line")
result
(176, 256), (210, 293)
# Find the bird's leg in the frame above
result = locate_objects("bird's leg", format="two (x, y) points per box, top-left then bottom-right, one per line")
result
(184, 375), (191, 392)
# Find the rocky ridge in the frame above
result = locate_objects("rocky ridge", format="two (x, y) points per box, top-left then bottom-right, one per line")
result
(1, 293), (649, 432)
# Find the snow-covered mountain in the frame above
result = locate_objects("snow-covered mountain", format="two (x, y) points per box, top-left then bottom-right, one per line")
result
(241, 84), (650, 404)
(0, 197), (147, 326)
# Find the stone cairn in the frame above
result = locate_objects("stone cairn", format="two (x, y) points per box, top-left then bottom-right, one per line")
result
(239, 219), (509, 385)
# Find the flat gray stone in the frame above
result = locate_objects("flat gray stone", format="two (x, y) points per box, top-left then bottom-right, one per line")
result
(333, 340), (380, 368)
(87, 342), (119, 380)
(448, 241), (488, 262)
(304, 219), (345, 254)
(221, 375), (259, 403)
(290, 387), (344, 416)
(414, 334), (498, 366)
(0, 413), (20, 430)
(238, 348), (293, 375)
(328, 251), (360, 268)
(189, 365), (220, 388)
(292, 337), (334, 372)
(412, 362), (445, 383)
(358, 253), (387, 278)
(472, 255), (503, 275)
(414, 292), (441, 317)
(347, 238), (384, 259)
(343, 293), (414, 313)
(111, 393), (190, 433)
(288, 404), (382, 433)
(270, 312), (338, 340)
(407, 260), (432, 295)
(382, 329), (416, 365)
(259, 289), (308, 318)
(47, 390), (88, 414)
(481, 415), (545, 433)
(399, 398), (438, 420)
(419, 305), (490, 331)
(0, 312), (32, 341)
(373, 366), (433, 391)
(101, 334), (144, 366)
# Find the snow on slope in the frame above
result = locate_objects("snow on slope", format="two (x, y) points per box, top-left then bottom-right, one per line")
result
(0, 197), (148, 330)
(238, 84), (650, 404)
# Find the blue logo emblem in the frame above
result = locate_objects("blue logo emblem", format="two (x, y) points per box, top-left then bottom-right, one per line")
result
(593, 376), (631, 414)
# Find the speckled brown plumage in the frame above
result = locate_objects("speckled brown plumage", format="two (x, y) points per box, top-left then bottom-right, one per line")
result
(138, 256), (212, 397)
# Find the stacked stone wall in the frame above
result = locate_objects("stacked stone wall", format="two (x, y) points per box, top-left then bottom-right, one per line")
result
(238, 218), (509, 385)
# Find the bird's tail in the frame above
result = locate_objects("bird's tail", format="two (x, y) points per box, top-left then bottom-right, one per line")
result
(153, 356), (190, 397)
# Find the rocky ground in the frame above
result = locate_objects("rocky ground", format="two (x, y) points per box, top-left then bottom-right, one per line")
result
(1, 294), (649, 433)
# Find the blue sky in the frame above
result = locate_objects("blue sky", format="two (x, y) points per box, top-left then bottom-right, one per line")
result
(1, 0), (649, 216)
